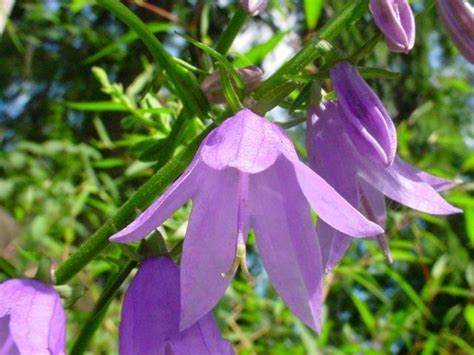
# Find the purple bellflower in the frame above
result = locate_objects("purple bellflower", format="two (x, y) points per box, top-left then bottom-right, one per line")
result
(110, 108), (383, 332)
(120, 257), (233, 355)
(437, 0), (474, 63)
(330, 61), (397, 167)
(306, 101), (461, 272)
(240, 0), (267, 16)
(0, 279), (66, 355)
(369, 0), (415, 53)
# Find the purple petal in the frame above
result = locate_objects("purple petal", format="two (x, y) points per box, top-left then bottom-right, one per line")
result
(393, 157), (461, 192)
(180, 168), (241, 330)
(293, 160), (383, 237)
(0, 279), (66, 355)
(240, 0), (267, 16)
(306, 102), (362, 271)
(358, 180), (387, 227)
(330, 62), (397, 167)
(110, 157), (203, 243)
(437, 0), (474, 63)
(358, 156), (462, 215)
(120, 257), (233, 355)
(249, 157), (323, 332)
(370, 0), (415, 53)
(317, 221), (352, 273)
(200, 108), (298, 174)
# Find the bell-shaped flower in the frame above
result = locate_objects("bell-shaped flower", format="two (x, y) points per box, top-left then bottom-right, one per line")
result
(200, 66), (263, 103)
(111, 108), (383, 332)
(119, 257), (233, 355)
(437, 0), (474, 63)
(369, 0), (415, 53)
(330, 61), (397, 167)
(240, 0), (267, 16)
(306, 101), (461, 272)
(0, 279), (66, 354)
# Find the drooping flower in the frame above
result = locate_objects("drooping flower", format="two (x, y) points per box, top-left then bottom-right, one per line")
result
(111, 108), (383, 332)
(200, 66), (263, 103)
(240, 0), (267, 16)
(436, 0), (474, 63)
(0, 279), (66, 355)
(306, 101), (461, 271)
(369, 0), (415, 53)
(119, 257), (233, 355)
(330, 61), (397, 167)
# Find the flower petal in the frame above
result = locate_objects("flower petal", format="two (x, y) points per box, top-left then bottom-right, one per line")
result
(180, 168), (241, 330)
(393, 157), (461, 192)
(293, 161), (383, 238)
(358, 157), (462, 215)
(249, 157), (324, 332)
(317, 221), (352, 273)
(120, 257), (233, 354)
(200, 109), (298, 174)
(110, 157), (203, 243)
(0, 279), (66, 355)
(330, 62), (397, 166)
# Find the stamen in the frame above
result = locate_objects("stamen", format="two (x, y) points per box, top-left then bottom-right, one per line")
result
(221, 243), (254, 281)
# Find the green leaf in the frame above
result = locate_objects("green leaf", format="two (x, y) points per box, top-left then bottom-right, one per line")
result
(67, 101), (128, 111)
(304, 0), (324, 30)
(96, 0), (209, 118)
(83, 22), (173, 64)
(464, 305), (474, 332)
(233, 31), (290, 67)
(383, 266), (432, 318)
(349, 292), (376, 333)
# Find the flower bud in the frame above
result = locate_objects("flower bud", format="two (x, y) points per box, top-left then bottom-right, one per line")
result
(200, 66), (263, 103)
(330, 61), (397, 167)
(369, 0), (415, 53)
(240, 0), (267, 16)
(437, 0), (474, 63)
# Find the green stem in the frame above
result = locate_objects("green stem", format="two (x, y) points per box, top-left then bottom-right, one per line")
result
(96, 0), (209, 118)
(0, 256), (19, 278)
(251, 0), (369, 113)
(54, 128), (212, 285)
(70, 259), (138, 355)
(214, 7), (249, 55)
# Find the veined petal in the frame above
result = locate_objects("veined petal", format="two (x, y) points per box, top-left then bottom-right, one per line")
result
(393, 157), (461, 192)
(249, 157), (323, 332)
(317, 221), (352, 273)
(358, 180), (387, 227)
(370, 0), (415, 53)
(110, 157), (203, 243)
(0, 279), (66, 355)
(330, 62), (397, 167)
(358, 157), (462, 215)
(306, 102), (362, 271)
(437, 0), (474, 63)
(200, 109), (298, 174)
(180, 168), (241, 330)
(293, 160), (383, 238)
(120, 257), (233, 355)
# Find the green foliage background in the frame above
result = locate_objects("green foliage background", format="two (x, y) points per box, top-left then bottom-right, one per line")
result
(0, 0), (473, 353)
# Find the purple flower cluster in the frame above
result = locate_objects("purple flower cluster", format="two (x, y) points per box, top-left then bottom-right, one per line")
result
(1, 1), (470, 353)
(108, 60), (459, 348)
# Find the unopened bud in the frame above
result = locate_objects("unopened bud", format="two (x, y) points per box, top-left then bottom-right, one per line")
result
(369, 0), (415, 53)
(201, 66), (263, 103)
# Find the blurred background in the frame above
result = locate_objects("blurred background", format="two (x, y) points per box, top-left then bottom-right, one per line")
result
(0, 0), (473, 353)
